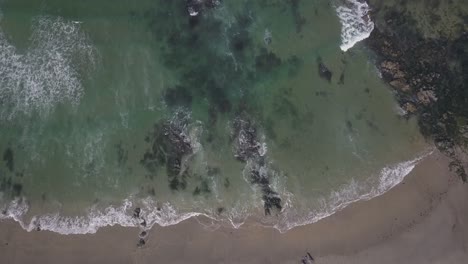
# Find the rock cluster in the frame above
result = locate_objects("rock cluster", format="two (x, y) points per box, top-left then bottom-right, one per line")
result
(366, 5), (468, 181)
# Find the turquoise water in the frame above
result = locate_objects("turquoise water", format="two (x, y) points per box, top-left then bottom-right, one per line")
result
(0, 0), (428, 234)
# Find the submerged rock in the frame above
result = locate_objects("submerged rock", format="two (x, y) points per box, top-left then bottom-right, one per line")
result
(230, 116), (282, 215)
(317, 57), (332, 82)
(133, 207), (141, 218)
(186, 0), (221, 16)
(2, 148), (14, 172)
(263, 29), (272, 45)
(140, 111), (195, 191)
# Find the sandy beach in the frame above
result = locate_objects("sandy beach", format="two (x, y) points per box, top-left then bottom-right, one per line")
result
(0, 149), (466, 264)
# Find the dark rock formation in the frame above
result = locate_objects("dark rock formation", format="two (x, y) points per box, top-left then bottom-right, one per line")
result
(366, 4), (468, 181)
(230, 116), (282, 215)
(141, 111), (194, 190)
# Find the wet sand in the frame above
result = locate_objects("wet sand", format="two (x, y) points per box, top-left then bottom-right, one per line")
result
(1, 149), (467, 264)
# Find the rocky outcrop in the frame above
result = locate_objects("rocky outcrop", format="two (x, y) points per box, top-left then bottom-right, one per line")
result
(230, 116), (282, 215)
(366, 4), (468, 181)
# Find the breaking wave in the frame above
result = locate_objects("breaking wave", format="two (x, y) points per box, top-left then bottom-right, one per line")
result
(0, 151), (432, 234)
(0, 15), (98, 119)
(273, 150), (433, 232)
(336, 0), (374, 52)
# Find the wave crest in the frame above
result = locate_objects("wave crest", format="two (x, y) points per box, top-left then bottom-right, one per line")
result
(336, 0), (374, 52)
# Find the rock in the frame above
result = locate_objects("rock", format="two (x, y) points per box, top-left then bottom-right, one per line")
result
(186, 0), (221, 16)
(263, 29), (272, 45)
(301, 252), (315, 264)
(137, 238), (146, 248)
(417, 89), (437, 105)
(389, 78), (411, 92)
(403, 102), (417, 113)
(133, 208), (141, 218)
(140, 218), (147, 227)
(230, 116), (282, 216)
(231, 118), (261, 162)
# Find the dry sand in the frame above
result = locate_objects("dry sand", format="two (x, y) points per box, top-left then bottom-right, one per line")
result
(0, 150), (467, 264)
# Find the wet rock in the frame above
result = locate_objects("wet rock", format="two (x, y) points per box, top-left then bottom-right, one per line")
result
(263, 192), (282, 216)
(417, 89), (437, 105)
(230, 116), (282, 215)
(186, 0), (221, 16)
(403, 102), (417, 114)
(137, 238), (146, 248)
(301, 252), (315, 264)
(2, 148), (14, 172)
(139, 231), (147, 238)
(140, 219), (147, 228)
(141, 111), (194, 191)
(231, 117), (262, 162)
(389, 78), (410, 92)
(133, 208), (141, 218)
(263, 29), (272, 45)
(366, 4), (468, 181)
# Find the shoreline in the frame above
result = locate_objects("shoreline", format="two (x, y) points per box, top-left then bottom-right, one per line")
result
(0, 148), (432, 235)
(1, 149), (467, 263)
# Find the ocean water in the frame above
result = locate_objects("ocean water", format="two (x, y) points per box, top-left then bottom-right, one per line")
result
(0, 0), (428, 234)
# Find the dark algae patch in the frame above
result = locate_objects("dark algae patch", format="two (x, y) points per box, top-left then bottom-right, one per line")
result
(366, 1), (468, 181)
(2, 148), (14, 172)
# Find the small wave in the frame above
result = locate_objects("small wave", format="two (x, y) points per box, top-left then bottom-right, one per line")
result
(0, 15), (98, 119)
(0, 151), (432, 235)
(336, 0), (374, 52)
(273, 150), (433, 232)
(0, 198), (207, 235)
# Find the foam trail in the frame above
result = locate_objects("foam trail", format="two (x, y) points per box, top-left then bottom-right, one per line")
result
(0, 198), (207, 235)
(336, 0), (374, 52)
(0, 151), (433, 235)
(0, 16), (97, 119)
(273, 150), (433, 232)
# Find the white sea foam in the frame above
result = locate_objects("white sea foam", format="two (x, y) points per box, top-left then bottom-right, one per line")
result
(0, 16), (97, 119)
(273, 150), (433, 232)
(336, 0), (374, 52)
(0, 197), (208, 235)
(0, 151), (433, 235)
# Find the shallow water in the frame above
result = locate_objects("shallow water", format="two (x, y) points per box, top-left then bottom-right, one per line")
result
(0, 0), (428, 234)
